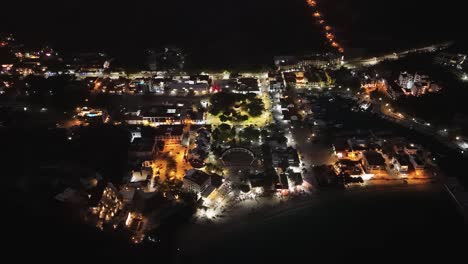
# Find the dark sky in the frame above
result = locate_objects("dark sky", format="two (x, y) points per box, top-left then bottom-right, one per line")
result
(2, 0), (466, 69)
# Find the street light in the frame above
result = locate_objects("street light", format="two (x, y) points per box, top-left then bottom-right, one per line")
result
(456, 136), (461, 140)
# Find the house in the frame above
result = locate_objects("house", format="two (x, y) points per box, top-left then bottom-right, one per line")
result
(409, 155), (425, 171)
(287, 172), (303, 186)
(333, 138), (351, 159)
(404, 143), (420, 155)
(392, 154), (411, 174)
(362, 150), (386, 173)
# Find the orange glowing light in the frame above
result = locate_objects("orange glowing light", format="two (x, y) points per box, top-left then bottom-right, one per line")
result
(307, 0), (317, 7)
(306, 0), (345, 54)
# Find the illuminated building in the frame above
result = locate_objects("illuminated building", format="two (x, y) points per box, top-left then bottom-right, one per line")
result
(124, 104), (184, 126)
(333, 138), (351, 159)
(188, 127), (211, 167)
(67, 52), (108, 73)
(154, 125), (184, 145)
(397, 72), (440, 97)
(334, 159), (365, 178)
(232, 77), (261, 94)
(435, 52), (466, 68)
(274, 54), (339, 71)
(183, 169), (211, 195)
(90, 183), (124, 228)
(166, 82), (210, 95)
(340, 138), (369, 160)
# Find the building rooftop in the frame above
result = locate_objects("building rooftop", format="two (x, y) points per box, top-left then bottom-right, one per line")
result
(129, 138), (155, 153)
(185, 169), (210, 186)
(349, 138), (368, 151)
(395, 154), (411, 166)
(364, 151), (386, 166)
(154, 125), (184, 137)
(140, 105), (181, 118)
(333, 138), (350, 152)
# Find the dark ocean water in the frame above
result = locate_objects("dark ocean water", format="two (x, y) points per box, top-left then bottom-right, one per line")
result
(178, 186), (467, 263)
(3, 0), (465, 68)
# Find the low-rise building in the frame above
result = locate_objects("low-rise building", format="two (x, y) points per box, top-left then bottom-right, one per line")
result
(166, 81), (210, 95)
(128, 138), (156, 160)
(90, 183), (124, 229)
(397, 72), (441, 97)
(124, 104), (184, 126)
(141, 105), (183, 126)
(362, 150), (386, 174)
(154, 125), (184, 143)
(183, 169), (211, 195)
(272, 147), (300, 168)
(334, 159), (364, 177)
(231, 77), (261, 94)
(409, 155), (425, 171)
(333, 138), (352, 159)
(392, 154), (411, 174)
(404, 143), (420, 155)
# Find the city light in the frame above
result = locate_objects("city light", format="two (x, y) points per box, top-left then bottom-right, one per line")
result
(306, 0), (344, 53)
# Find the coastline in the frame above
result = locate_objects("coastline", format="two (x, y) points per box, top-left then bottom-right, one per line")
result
(175, 181), (464, 259)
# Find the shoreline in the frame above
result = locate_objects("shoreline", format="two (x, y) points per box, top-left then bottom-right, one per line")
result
(175, 181), (451, 255)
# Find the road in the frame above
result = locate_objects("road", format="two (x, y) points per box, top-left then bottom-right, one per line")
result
(269, 84), (332, 186)
(343, 42), (452, 68)
(345, 89), (467, 155)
